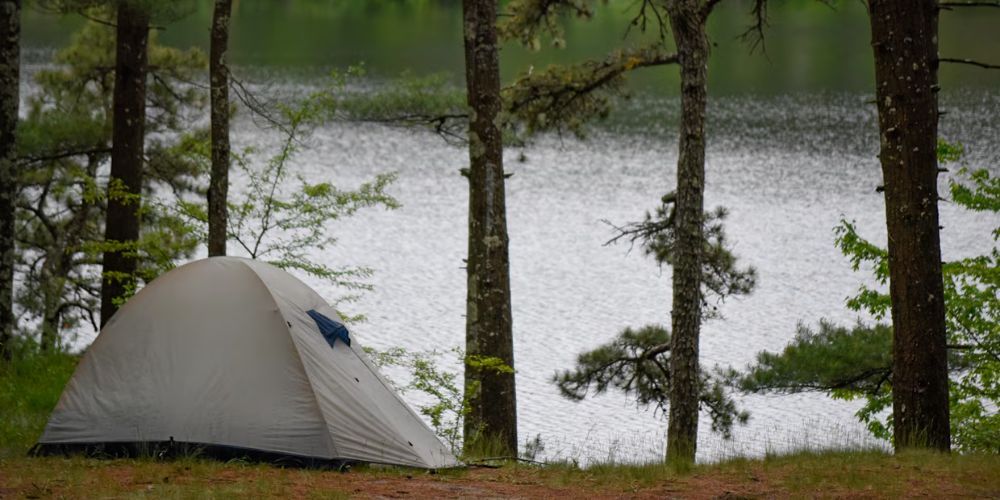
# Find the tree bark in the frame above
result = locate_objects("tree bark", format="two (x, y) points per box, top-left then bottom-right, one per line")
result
(664, 0), (708, 464)
(100, 3), (149, 327)
(40, 274), (64, 351)
(0, 0), (20, 360)
(867, 0), (951, 452)
(208, 0), (232, 257)
(461, 0), (517, 455)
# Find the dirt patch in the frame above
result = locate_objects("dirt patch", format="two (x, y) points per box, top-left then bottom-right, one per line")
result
(2, 452), (998, 499)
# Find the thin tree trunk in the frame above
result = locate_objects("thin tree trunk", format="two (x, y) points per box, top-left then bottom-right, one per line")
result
(100, 3), (149, 327)
(0, 0), (20, 360)
(461, 0), (517, 455)
(867, 0), (951, 452)
(208, 0), (232, 257)
(40, 275), (63, 352)
(664, 0), (708, 464)
(40, 224), (77, 351)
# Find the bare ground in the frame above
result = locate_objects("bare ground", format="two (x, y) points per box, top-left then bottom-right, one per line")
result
(1, 451), (998, 499)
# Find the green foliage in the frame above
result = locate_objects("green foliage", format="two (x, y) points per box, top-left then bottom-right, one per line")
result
(209, 89), (399, 304)
(335, 69), (468, 145)
(555, 325), (669, 403)
(37, 0), (198, 24)
(554, 190), (756, 444)
(302, 2), (674, 144)
(607, 195), (757, 315)
(937, 138), (964, 164)
(500, 0), (599, 50)
(14, 21), (206, 346)
(503, 45), (675, 138)
(735, 142), (1000, 452)
(942, 166), (1000, 452)
(836, 161), (999, 450)
(364, 346), (512, 456)
(950, 167), (1000, 223)
(0, 340), (78, 457)
(734, 322), (893, 395)
(554, 325), (749, 439)
(730, 321), (896, 440)
(467, 353), (515, 375)
(494, 0), (679, 138)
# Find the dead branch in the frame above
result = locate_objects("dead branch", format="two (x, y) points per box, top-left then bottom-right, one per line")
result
(626, 0), (669, 40)
(227, 71), (294, 136)
(939, 57), (1000, 70)
(939, 1), (1000, 8)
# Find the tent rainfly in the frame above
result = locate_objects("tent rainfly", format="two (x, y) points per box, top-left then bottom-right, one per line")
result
(33, 257), (459, 469)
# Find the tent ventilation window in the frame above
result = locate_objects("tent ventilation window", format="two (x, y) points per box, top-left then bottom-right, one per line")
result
(306, 310), (351, 348)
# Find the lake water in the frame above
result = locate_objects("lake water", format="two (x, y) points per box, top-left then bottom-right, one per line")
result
(277, 91), (998, 464)
(21, 1), (1000, 463)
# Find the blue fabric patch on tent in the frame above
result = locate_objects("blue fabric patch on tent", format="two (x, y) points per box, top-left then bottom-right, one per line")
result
(307, 310), (351, 348)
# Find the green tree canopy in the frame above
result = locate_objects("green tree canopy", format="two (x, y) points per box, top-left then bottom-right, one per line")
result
(732, 144), (999, 452)
(14, 20), (206, 348)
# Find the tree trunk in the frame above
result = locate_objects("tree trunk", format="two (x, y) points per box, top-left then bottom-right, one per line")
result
(100, 3), (149, 327)
(208, 0), (232, 257)
(461, 0), (517, 455)
(0, 0), (20, 360)
(39, 226), (76, 351)
(867, 0), (951, 452)
(40, 274), (64, 352)
(664, 0), (708, 464)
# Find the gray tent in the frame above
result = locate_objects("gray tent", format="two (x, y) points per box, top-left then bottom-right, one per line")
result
(35, 257), (459, 469)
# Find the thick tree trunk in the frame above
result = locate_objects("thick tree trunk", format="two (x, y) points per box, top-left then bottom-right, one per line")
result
(100, 4), (149, 327)
(867, 0), (951, 452)
(664, 1), (708, 464)
(0, 0), (20, 360)
(461, 0), (517, 455)
(208, 0), (232, 257)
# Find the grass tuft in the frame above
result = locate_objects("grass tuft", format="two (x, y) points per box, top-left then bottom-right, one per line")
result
(0, 346), (79, 457)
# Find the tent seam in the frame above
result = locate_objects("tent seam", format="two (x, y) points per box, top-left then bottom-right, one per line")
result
(348, 343), (454, 466)
(238, 260), (341, 460)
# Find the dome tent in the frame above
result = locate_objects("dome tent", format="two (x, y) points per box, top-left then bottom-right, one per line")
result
(33, 257), (459, 469)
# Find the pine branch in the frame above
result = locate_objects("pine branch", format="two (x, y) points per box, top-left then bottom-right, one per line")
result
(16, 202), (58, 241)
(349, 112), (468, 145)
(602, 192), (676, 250)
(739, 0), (770, 54)
(504, 45), (678, 135)
(506, 47), (678, 116)
(228, 71), (294, 136)
(349, 45), (679, 142)
(939, 1), (1000, 8)
(500, 0), (594, 46)
(739, 0), (835, 54)
(939, 57), (1000, 70)
(149, 71), (186, 103)
(78, 11), (117, 29)
(17, 147), (113, 166)
(641, 341), (671, 360)
(627, 0), (669, 40)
